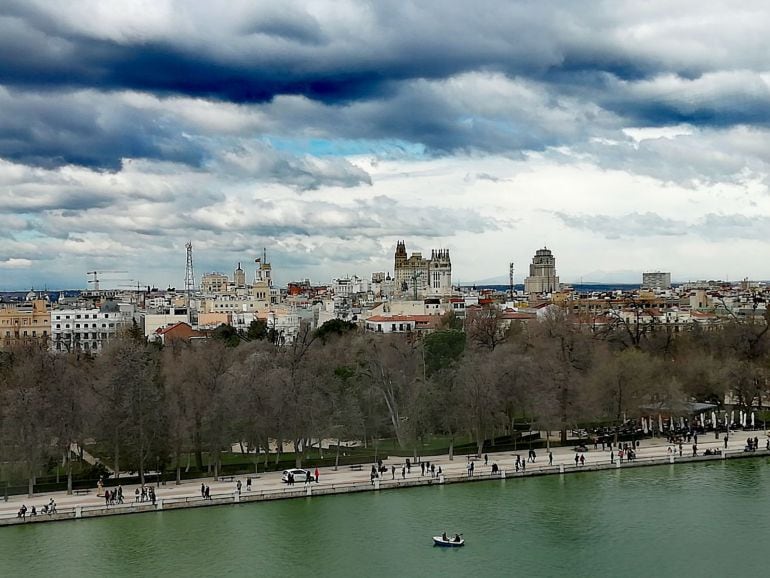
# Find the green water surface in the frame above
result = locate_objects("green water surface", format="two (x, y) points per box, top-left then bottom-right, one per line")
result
(1, 459), (767, 577)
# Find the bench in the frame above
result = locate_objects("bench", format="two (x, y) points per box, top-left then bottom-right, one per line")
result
(219, 476), (235, 483)
(349, 464), (363, 471)
(73, 489), (90, 496)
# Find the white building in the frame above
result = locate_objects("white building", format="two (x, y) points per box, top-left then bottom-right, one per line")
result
(142, 307), (189, 338)
(51, 302), (133, 353)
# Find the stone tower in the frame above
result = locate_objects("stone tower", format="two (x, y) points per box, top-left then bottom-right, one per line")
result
(234, 262), (246, 288)
(524, 247), (559, 294)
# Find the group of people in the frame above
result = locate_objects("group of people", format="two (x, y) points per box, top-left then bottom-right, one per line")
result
(440, 532), (462, 543)
(104, 485), (124, 505)
(17, 498), (56, 519)
(131, 485), (155, 505)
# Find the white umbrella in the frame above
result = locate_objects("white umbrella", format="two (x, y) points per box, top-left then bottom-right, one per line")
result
(659, 414), (663, 432)
(742, 412), (747, 428)
(712, 411), (717, 429)
(643, 418), (648, 434)
(752, 412), (755, 429)
(731, 410), (735, 426)
(680, 417), (685, 429)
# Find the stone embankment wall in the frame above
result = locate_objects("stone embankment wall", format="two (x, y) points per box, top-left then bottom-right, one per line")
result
(2, 449), (767, 528)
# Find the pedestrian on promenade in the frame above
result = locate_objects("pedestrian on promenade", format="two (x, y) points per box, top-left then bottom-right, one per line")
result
(421, 462), (425, 476)
(246, 477), (252, 491)
(401, 466), (405, 479)
(484, 454), (488, 466)
(548, 451), (553, 466)
(236, 479), (242, 494)
(470, 461), (475, 476)
(466, 463), (472, 477)
(438, 466), (442, 477)
(136, 488), (140, 502)
(205, 486), (211, 499)
(430, 464), (435, 477)
(117, 486), (123, 504)
(521, 460), (525, 472)
(574, 454), (579, 467)
(580, 454), (585, 467)
(391, 465), (396, 480)
(149, 487), (156, 506)
(315, 467), (320, 483)
(678, 443), (683, 457)
(724, 435), (728, 449)
(532, 450), (537, 463)
(104, 492), (110, 507)
(406, 458), (411, 474)
(601, 440), (605, 451)
(692, 444), (697, 457)
(754, 437), (759, 450)
(610, 451), (615, 464)
(766, 439), (769, 451)
(201, 483), (205, 499)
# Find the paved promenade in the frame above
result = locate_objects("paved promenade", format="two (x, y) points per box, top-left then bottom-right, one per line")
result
(2, 432), (767, 526)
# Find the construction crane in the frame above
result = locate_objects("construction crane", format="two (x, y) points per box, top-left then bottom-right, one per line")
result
(86, 270), (128, 291)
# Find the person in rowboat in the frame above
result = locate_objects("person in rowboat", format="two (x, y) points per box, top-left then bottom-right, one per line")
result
(442, 532), (448, 541)
(454, 534), (461, 543)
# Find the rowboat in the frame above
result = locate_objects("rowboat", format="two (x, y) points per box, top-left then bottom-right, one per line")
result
(433, 535), (464, 547)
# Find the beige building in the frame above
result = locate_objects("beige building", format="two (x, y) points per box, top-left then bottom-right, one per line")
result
(393, 241), (452, 298)
(524, 247), (559, 295)
(0, 299), (51, 349)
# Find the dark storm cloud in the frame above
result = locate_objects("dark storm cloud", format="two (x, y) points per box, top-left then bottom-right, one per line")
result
(1, 1), (770, 173)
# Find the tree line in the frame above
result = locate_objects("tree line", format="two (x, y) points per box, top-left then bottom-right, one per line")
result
(1, 306), (769, 494)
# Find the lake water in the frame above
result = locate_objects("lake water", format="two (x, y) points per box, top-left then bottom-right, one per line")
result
(2, 459), (768, 577)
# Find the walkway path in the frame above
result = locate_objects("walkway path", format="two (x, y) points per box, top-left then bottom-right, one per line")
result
(2, 431), (766, 525)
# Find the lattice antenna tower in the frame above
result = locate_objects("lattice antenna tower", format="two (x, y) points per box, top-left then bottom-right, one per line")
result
(509, 262), (515, 300)
(184, 241), (195, 308)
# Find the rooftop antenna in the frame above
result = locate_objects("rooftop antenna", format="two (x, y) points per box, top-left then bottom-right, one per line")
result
(509, 262), (515, 300)
(184, 241), (195, 310)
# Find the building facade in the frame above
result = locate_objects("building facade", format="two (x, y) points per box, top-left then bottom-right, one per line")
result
(642, 271), (672, 290)
(51, 303), (131, 353)
(393, 241), (452, 298)
(524, 247), (559, 295)
(0, 299), (51, 349)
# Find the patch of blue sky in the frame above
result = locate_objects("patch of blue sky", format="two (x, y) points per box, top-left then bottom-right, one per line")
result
(263, 136), (426, 159)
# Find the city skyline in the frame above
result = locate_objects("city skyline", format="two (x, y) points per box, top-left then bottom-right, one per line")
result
(2, 2), (770, 290)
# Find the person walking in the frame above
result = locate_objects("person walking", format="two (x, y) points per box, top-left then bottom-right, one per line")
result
(484, 454), (488, 466)
(315, 467), (320, 483)
(430, 464), (435, 478)
(610, 451), (615, 464)
(205, 486), (211, 500)
(236, 479), (242, 494)
(246, 477), (252, 491)
(117, 485), (123, 504)
(574, 454), (579, 467)
(724, 435), (728, 449)
(391, 465), (396, 480)
(201, 483), (206, 499)
(136, 487), (141, 503)
(548, 451), (553, 466)
(579, 454), (585, 467)
(421, 462), (425, 476)
(401, 466), (406, 479)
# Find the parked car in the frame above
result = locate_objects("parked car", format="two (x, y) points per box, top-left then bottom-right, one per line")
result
(281, 469), (314, 483)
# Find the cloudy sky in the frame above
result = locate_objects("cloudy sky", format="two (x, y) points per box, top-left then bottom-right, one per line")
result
(2, 0), (770, 290)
